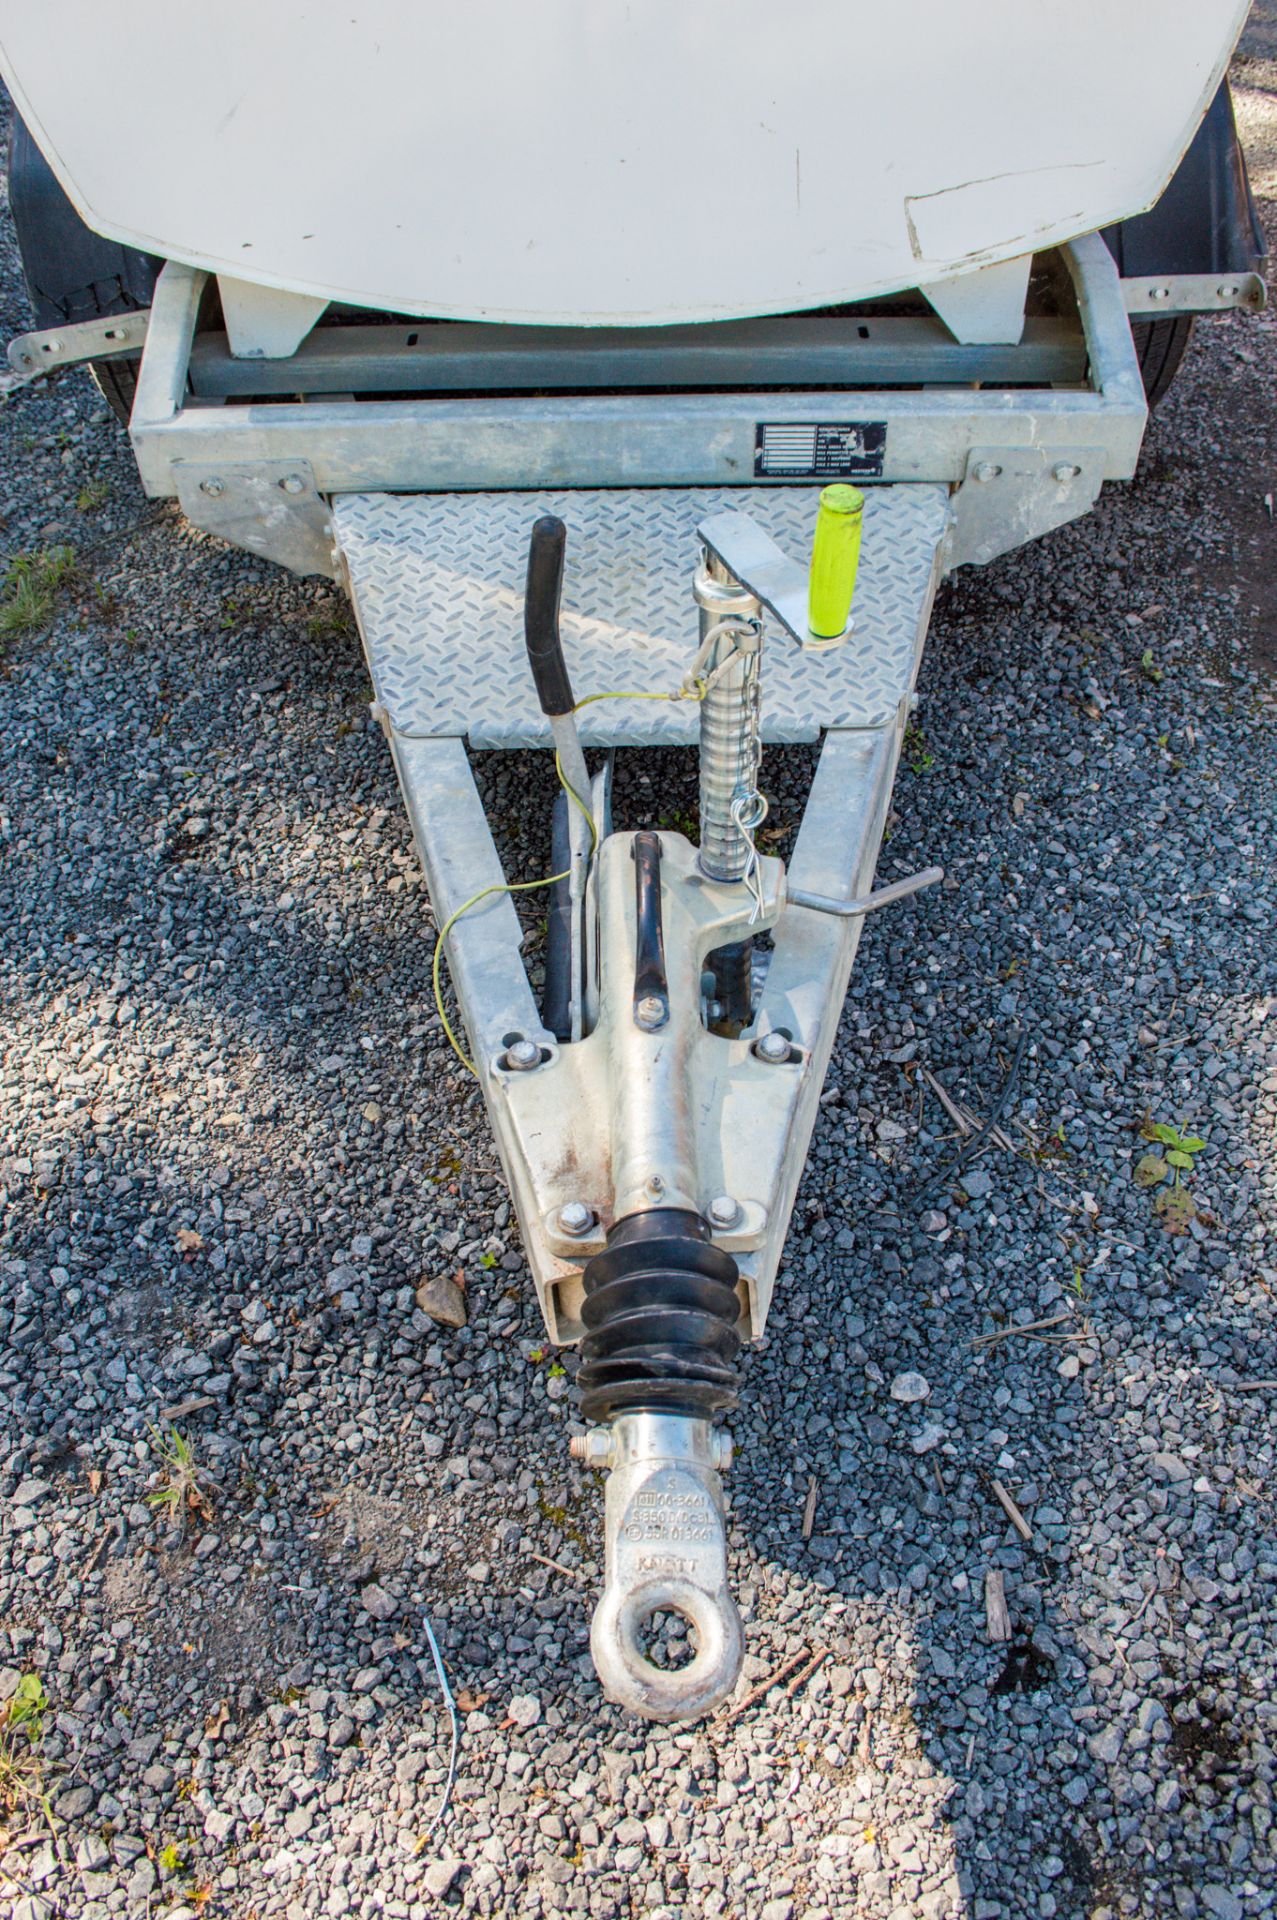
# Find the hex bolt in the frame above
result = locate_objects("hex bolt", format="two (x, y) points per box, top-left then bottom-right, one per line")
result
(707, 1194), (740, 1230)
(712, 1431), (735, 1472)
(504, 1038), (541, 1072)
(972, 461), (1002, 484)
(645, 1174), (666, 1200)
(199, 477), (226, 498)
(1149, 285), (1170, 302)
(569, 1430), (614, 1469)
(754, 1030), (792, 1064)
(558, 1201), (595, 1238)
(1052, 462), (1082, 483)
(635, 994), (668, 1031)
(280, 474), (306, 495)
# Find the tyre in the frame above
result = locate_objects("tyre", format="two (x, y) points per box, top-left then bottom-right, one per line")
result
(1130, 315), (1196, 409)
(7, 107), (158, 425)
(88, 355), (141, 425)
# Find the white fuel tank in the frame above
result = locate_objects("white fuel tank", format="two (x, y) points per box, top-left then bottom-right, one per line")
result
(0, 1), (1248, 326)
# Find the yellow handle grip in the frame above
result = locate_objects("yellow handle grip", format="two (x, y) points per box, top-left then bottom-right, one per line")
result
(808, 483), (863, 640)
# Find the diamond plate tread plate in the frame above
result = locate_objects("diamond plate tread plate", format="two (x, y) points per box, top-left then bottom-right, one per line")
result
(334, 485), (949, 748)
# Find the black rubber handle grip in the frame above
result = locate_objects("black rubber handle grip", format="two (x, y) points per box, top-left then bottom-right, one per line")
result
(524, 515), (574, 717)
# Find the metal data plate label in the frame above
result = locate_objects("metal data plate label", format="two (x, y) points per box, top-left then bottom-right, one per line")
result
(754, 421), (886, 480)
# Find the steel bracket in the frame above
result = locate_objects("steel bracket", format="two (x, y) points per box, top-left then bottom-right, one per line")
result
(172, 458), (337, 578)
(947, 444), (1107, 569)
(3, 308), (150, 395)
(1121, 271), (1266, 317)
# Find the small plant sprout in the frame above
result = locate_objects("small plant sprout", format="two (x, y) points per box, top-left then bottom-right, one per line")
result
(0, 1673), (55, 1841)
(145, 1424), (217, 1535)
(1134, 1116), (1208, 1235)
(904, 721), (935, 773)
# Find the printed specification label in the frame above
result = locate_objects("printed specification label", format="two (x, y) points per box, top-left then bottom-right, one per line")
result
(622, 1488), (717, 1546)
(754, 420), (887, 479)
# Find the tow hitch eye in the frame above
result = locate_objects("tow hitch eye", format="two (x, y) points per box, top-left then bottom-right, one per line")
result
(574, 1412), (742, 1722)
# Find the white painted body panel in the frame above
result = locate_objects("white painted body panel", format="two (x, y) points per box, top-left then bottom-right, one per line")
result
(0, 1), (1248, 325)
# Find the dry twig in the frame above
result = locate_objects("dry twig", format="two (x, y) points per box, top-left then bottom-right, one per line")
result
(716, 1649), (810, 1725)
(524, 1548), (583, 1583)
(990, 1480), (1033, 1543)
(785, 1647), (830, 1697)
(969, 1312), (1072, 1350)
(985, 1569), (1012, 1644)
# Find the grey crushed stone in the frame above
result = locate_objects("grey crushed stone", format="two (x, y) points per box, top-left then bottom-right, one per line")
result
(2, 37), (1276, 1920)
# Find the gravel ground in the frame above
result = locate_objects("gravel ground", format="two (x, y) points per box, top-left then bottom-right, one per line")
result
(2, 30), (1276, 1920)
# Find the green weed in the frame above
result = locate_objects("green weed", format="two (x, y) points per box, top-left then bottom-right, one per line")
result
(145, 1424), (217, 1534)
(0, 1673), (55, 1839)
(1134, 1116), (1208, 1235)
(0, 546), (78, 640)
(904, 722), (934, 773)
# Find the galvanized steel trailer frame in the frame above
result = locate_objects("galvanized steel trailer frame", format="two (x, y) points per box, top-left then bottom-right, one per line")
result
(59, 231), (1156, 1718)
(124, 236), (1146, 579)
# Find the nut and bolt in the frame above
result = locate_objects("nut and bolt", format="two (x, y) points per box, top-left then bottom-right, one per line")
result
(280, 473), (306, 495)
(558, 1201), (595, 1238)
(707, 1194), (741, 1230)
(645, 1174), (666, 1200)
(504, 1038), (542, 1072)
(570, 1428), (732, 1471)
(570, 1430), (614, 1469)
(635, 994), (668, 1031)
(754, 1030), (792, 1064)
(971, 461), (1002, 485)
(199, 477), (226, 498)
(1051, 462), (1082, 483)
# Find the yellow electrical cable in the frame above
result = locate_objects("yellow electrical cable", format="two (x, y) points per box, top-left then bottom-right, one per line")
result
(432, 751), (599, 1074)
(432, 685), (706, 1074)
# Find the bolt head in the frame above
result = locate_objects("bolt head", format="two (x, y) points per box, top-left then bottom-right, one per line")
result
(1051, 462), (1081, 483)
(1149, 285), (1170, 301)
(707, 1194), (740, 1229)
(570, 1430), (613, 1469)
(559, 1201), (594, 1237)
(505, 1038), (541, 1072)
(635, 994), (668, 1031)
(712, 1431), (734, 1472)
(755, 1031), (791, 1064)
(199, 477), (225, 498)
(972, 461), (1002, 484)
(280, 474), (306, 495)
(645, 1174), (666, 1199)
